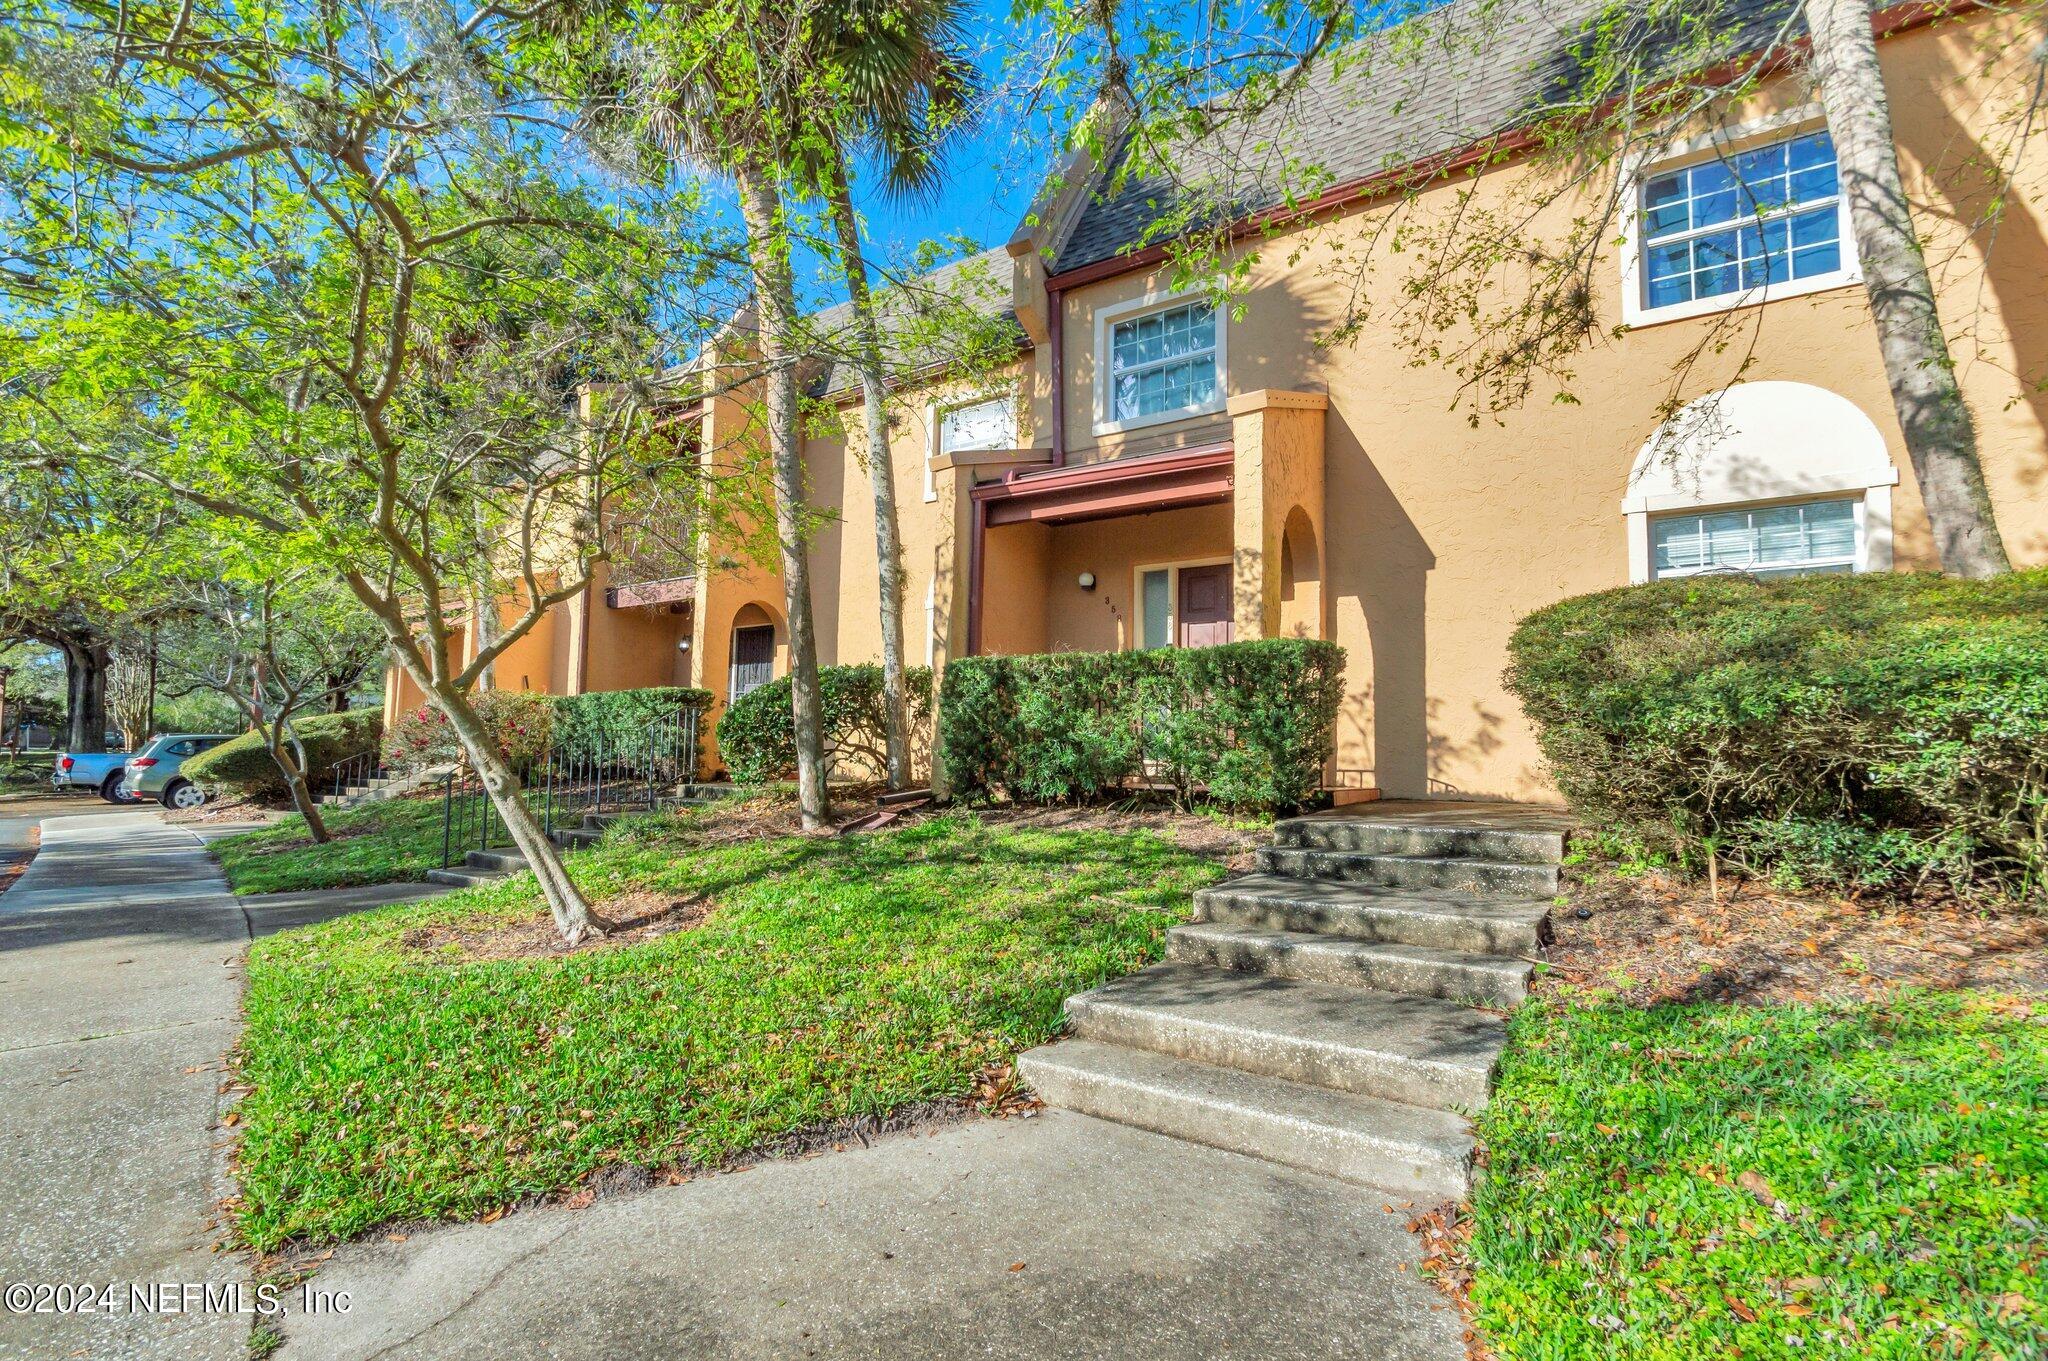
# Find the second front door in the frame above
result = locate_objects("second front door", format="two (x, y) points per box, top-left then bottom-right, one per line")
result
(1176, 563), (1234, 648)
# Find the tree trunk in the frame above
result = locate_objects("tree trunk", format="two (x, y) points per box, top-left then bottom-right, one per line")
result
(260, 721), (331, 843)
(1807, 0), (2011, 577)
(435, 676), (608, 942)
(63, 638), (109, 753)
(472, 590), (500, 691)
(737, 161), (830, 830)
(824, 152), (913, 791)
(374, 620), (605, 942)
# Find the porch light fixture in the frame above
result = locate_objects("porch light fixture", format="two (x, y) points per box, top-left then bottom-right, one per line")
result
(1077, 572), (1096, 592)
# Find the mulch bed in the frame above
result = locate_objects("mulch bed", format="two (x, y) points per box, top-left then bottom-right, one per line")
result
(398, 890), (712, 963)
(1545, 867), (2048, 1005)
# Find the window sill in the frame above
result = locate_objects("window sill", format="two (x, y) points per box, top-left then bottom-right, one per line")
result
(1621, 268), (1864, 329)
(1091, 398), (1229, 439)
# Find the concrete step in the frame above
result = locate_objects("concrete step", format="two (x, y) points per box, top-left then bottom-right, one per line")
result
(1018, 1039), (1474, 1201)
(1256, 846), (1559, 896)
(553, 828), (603, 849)
(1272, 816), (1564, 865)
(424, 866), (506, 888)
(1064, 964), (1505, 1112)
(1167, 922), (1532, 1007)
(465, 848), (527, 873)
(1193, 874), (1551, 955)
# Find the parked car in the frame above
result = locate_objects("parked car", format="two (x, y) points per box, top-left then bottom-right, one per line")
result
(51, 749), (140, 803)
(121, 734), (238, 810)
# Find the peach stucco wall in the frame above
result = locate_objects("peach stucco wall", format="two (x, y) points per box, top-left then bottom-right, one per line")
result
(384, 10), (2048, 803)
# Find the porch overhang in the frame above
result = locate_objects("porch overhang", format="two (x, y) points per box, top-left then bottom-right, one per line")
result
(606, 575), (696, 609)
(970, 442), (1234, 527)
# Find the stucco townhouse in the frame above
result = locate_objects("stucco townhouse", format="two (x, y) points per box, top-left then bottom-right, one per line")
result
(385, 0), (2048, 801)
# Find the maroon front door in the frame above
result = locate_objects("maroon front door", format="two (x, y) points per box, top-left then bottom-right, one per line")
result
(1177, 563), (1234, 648)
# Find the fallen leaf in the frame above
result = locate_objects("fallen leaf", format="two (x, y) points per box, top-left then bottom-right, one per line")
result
(219, 1111), (240, 1127)
(1008, 1262), (1026, 1273)
(1727, 1295), (1757, 1323)
(386, 1233), (408, 1243)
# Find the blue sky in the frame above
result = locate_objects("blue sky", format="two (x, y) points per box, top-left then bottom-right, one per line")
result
(797, 0), (1055, 303)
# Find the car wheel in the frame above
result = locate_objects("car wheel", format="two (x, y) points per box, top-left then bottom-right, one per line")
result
(161, 780), (207, 811)
(99, 773), (135, 804)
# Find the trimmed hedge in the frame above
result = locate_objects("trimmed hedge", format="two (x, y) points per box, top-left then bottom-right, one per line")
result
(552, 686), (711, 766)
(938, 639), (1345, 811)
(382, 686), (710, 774)
(185, 709), (383, 801)
(1504, 568), (2048, 899)
(717, 665), (933, 785)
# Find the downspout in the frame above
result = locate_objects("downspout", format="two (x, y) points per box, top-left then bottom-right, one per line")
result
(576, 580), (593, 694)
(966, 495), (988, 657)
(1047, 286), (1066, 469)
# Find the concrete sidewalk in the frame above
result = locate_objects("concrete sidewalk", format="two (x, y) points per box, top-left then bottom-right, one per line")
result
(279, 1111), (1465, 1361)
(0, 809), (443, 1361)
(0, 811), (250, 1361)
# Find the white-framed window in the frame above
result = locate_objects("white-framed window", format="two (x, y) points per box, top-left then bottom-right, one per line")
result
(1093, 292), (1226, 435)
(1622, 382), (1899, 584)
(925, 394), (1017, 501)
(1622, 112), (1861, 327)
(1649, 497), (1859, 580)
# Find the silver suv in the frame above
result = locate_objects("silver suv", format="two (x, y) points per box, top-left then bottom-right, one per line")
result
(121, 733), (237, 810)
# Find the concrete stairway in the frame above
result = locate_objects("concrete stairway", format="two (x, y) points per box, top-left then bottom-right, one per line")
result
(1019, 803), (1564, 1200)
(325, 762), (456, 809)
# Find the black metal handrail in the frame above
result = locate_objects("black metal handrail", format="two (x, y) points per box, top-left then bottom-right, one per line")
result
(328, 748), (386, 801)
(438, 706), (702, 868)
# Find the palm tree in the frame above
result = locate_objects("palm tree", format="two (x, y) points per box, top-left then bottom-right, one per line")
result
(592, 3), (836, 828)
(807, 0), (978, 791)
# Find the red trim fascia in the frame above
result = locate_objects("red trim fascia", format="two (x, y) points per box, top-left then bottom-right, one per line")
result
(971, 442), (1235, 527)
(1041, 0), (1984, 294)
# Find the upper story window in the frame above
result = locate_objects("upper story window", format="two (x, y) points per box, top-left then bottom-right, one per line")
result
(926, 394), (1017, 500)
(1650, 498), (1858, 579)
(1094, 293), (1225, 434)
(1627, 123), (1859, 326)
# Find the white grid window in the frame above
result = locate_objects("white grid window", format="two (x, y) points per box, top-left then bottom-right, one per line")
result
(1109, 301), (1218, 424)
(1641, 131), (1842, 310)
(1650, 498), (1857, 579)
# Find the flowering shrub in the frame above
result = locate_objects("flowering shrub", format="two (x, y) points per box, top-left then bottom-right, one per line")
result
(383, 691), (555, 773)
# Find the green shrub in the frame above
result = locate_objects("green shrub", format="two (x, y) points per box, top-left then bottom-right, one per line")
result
(938, 639), (1345, 812)
(1504, 568), (2048, 899)
(551, 686), (711, 768)
(382, 690), (554, 773)
(184, 709), (383, 801)
(717, 664), (934, 785)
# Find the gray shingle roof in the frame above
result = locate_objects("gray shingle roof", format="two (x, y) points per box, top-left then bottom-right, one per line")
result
(806, 246), (1024, 397)
(1057, 0), (1790, 272)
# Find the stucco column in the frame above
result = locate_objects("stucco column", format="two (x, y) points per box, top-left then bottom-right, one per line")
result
(927, 446), (1051, 798)
(1228, 390), (1328, 641)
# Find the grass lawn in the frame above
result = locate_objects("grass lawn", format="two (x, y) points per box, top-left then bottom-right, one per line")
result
(1469, 990), (2046, 1360)
(210, 797), (448, 895)
(234, 810), (1229, 1249)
